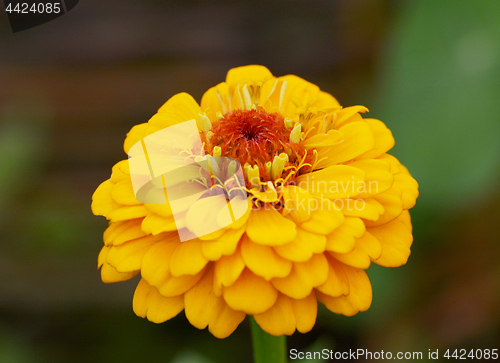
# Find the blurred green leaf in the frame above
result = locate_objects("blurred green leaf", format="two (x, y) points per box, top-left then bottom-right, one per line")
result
(376, 0), (500, 210)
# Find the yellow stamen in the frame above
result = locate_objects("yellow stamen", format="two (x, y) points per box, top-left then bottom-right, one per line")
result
(216, 111), (224, 121)
(265, 161), (272, 178)
(247, 164), (261, 189)
(284, 117), (294, 129)
(290, 122), (302, 143)
(199, 113), (212, 131)
(206, 131), (214, 140)
(242, 84), (253, 109)
(279, 80), (287, 110)
(227, 160), (238, 177)
(271, 152), (289, 180)
(213, 146), (221, 157)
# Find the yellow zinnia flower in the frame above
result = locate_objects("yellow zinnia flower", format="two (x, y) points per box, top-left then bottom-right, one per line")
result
(91, 65), (418, 338)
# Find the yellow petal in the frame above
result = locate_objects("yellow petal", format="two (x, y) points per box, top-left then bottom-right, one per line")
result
(169, 241), (209, 277)
(355, 119), (395, 159)
(201, 82), (230, 121)
(253, 293), (296, 336)
(340, 198), (384, 221)
(241, 236), (292, 280)
(124, 123), (148, 155)
(271, 254), (329, 299)
(91, 180), (120, 219)
(141, 212), (179, 235)
(303, 129), (343, 148)
(316, 262), (372, 316)
(101, 263), (138, 283)
(104, 219), (146, 246)
(222, 268), (278, 314)
(300, 201), (345, 235)
(333, 105), (369, 128)
(369, 213), (413, 267)
(315, 91), (341, 109)
(296, 165), (365, 199)
(394, 168), (419, 210)
(274, 227), (326, 262)
(315, 121), (375, 168)
(201, 224), (246, 261)
(325, 217), (365, 254)
(328, 231), (381, 269)
(226, 65), (274, 98)
(106, 235), (157, 272)
(364, 185), (403, 227)
(246, 208), (297, 246)
(316, 257), (350, 298)
(346, 159), (394, 198)
(278, 75), (320, 117)
(291, 291), (318, 333)
(110, 160), (131, 183)
(133, 279), (184, 323)
(157, 92), (201, 121)
(111, 179), (139, 205)
(109, 205), (148, 222)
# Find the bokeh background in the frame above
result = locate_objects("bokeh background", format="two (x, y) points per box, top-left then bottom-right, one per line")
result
(1, 0), (500, 362)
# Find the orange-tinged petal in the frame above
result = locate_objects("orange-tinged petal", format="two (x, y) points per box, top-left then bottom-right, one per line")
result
(106, 235), (157, 272)
(271, 254), (329, 299)
(369, 213), (413, 267)
(291, 291), (318, 333)
(99, 246), (138, 282)
(201, 224), (246, 261)
(140, 240), (179, 287)
(316, 257), (350, 298)
(246, 208), (297, 246)
(253, 293), (296, 336)
(273, 228), (326, 262)
(325, 217), (365, 254)
(356, 119), (395, 159)
(241, 236), (292, 280)
(296, 165), (365, 199)
(315, 121), (375, 168)
(222, 268), (278, 314)
(316, 263), (372, 316)
(213, 245), (245, 296)
(169, 241), (209, 277)
(328, 231), (381, 269)
(185, 268), (246, 339)
(91, 180), (120, 219)
(133, 279), (184, 324)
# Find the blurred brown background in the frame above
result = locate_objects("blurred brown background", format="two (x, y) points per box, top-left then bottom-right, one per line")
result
(1, 0), (500, 362)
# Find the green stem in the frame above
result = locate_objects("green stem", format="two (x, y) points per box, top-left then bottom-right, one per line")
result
(250, 316), (287, 363)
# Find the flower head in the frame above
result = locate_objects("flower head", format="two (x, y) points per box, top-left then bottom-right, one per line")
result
(92, 65), (418, 338)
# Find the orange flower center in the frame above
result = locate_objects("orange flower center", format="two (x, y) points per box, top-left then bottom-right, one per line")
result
(207, 107), (307, 183)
